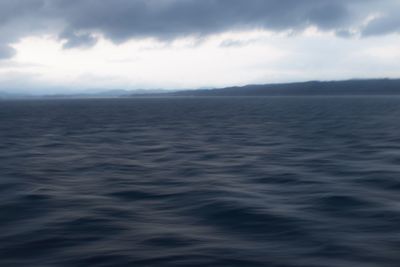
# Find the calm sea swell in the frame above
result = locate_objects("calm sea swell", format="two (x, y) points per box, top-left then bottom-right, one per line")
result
(1, 97), (400, 266)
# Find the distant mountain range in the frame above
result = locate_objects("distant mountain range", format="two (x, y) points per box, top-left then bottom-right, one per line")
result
(167, 79), (400, 97)
(1, 79), (400, 99)
(0, 89), (170, 99)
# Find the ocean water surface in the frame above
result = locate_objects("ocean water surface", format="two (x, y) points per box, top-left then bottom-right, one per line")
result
(1, 96), (400, 267)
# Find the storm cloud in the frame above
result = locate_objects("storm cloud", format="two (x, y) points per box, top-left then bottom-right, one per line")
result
(0, 0), (399, 58)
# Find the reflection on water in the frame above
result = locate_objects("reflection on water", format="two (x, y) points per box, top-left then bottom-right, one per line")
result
(1, 96), (400, 267)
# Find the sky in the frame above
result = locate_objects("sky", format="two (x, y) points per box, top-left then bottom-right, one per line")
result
(0, 0), (400, 94)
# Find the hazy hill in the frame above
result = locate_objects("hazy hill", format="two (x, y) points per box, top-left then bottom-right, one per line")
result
(168, 79), (400, 96)
(2, 79), (400, 99)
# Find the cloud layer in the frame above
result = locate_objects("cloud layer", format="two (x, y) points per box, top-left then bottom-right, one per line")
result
(0, 0), (399, 58)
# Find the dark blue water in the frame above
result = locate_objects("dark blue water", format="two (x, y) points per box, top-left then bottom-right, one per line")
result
(1, 97), (400, 267)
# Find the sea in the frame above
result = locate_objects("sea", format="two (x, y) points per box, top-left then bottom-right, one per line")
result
(1, 96), (400, 267)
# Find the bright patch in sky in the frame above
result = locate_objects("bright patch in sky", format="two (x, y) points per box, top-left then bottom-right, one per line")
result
(1, 29), (398, 93)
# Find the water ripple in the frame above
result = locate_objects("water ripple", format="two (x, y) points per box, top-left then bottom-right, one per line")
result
(1, 97), (400, 266)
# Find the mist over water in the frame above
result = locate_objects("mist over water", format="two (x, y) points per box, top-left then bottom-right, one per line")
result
(1, 96), (400, 267)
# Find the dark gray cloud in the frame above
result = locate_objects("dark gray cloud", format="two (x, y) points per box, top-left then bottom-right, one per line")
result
(362, 14), (400, 36)
(0, 45), (16, 59)
(0, 0), (398, 58)
(60, 29), (98, 49)
(52, 0), (355, 42)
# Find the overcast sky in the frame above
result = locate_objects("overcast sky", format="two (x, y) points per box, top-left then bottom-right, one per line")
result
(0, 0), (400, 93)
